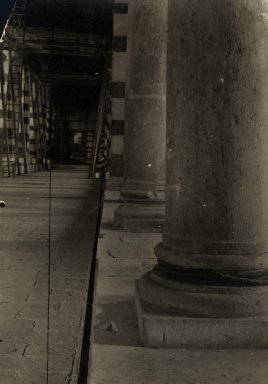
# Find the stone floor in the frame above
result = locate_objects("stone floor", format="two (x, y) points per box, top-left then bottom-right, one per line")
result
(0, 166), (101, 384)
(89, 188), (268, 384)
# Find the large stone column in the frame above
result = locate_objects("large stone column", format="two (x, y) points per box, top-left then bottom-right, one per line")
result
(135, 0), (268, 348)
(114, 0), (167, 232)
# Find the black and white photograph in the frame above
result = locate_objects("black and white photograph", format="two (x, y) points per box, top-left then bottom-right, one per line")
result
(0, 0), (267, 383)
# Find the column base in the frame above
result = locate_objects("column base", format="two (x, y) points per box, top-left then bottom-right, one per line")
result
(114, 203), (164, 233)
(135, 268), (268, 348)
(135, 282), (268, 348)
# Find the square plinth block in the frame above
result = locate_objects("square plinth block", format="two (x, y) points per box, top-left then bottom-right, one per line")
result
(135, 281), (268, 349)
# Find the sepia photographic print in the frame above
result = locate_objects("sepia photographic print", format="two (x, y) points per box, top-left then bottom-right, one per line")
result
(0, 0), (267, 383)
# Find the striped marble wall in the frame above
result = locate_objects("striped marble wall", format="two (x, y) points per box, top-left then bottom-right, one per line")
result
(110, 0), (129, 177)
(0, 46), (52, 176)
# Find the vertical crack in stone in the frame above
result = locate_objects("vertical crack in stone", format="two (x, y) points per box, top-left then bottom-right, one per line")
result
(31, 320), (36, 331)
(22, 342), (29, 356)
(67, 349), (77, 384)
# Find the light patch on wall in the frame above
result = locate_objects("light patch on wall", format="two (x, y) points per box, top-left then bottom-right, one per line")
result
(111, 135), (124, 155)
(74, 132), (83, 145)
(112, 99), (125, 120)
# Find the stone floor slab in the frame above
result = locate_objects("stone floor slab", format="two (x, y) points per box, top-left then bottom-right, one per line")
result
(89, 198), (268, 384)
(91, 345), (268, 384)
(0, 167), (101, 383)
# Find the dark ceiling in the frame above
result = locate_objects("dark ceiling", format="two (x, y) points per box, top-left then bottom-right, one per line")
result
(1, 0), (113, 36)
(24, 0), (113, 35)
(0, 0), (113, 112)
(0, 0), (16, 34)
(2, 0), (113, 110)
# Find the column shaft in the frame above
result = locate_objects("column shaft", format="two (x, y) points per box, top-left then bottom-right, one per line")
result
(114, 0), (167, 232)
(136, 0), (268, 348)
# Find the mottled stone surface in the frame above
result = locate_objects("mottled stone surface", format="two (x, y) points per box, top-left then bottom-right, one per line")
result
(164, 0), (268, 268)
(91, 345), (268, 384)
(136, 0), (268, 346)
(114, 0), (167, 232)
(90, 199), (268, 383)
(0, 166), (100, 383)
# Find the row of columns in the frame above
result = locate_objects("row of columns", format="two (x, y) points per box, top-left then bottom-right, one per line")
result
(114, 0), (268, 348)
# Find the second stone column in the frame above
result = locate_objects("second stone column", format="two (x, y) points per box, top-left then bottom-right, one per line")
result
(114, 0), (167, 232)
